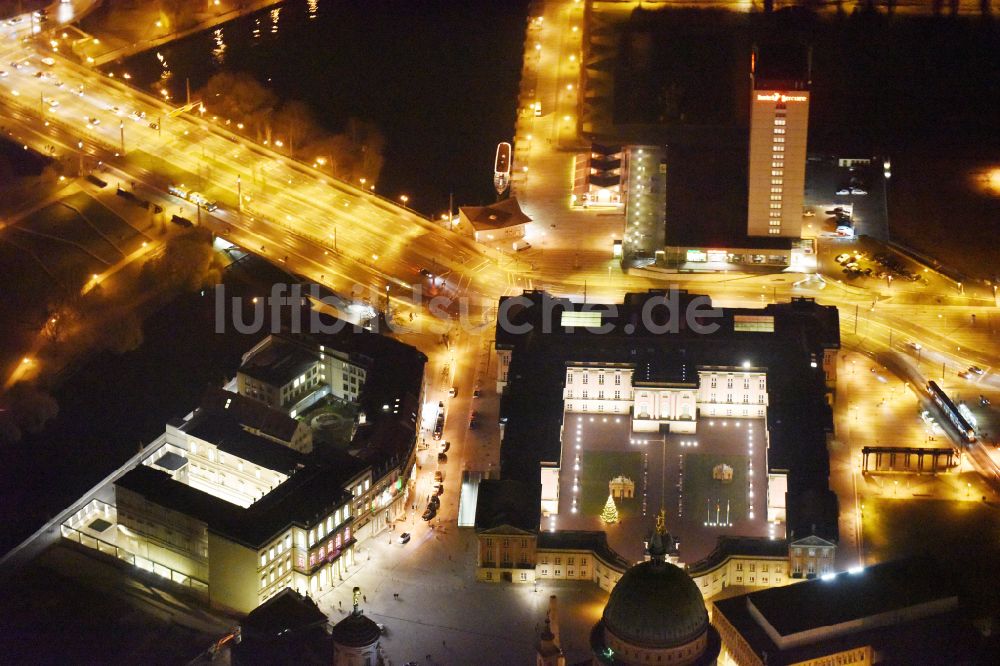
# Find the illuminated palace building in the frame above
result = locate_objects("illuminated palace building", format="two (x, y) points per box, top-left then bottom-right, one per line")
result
(61, 329), (426, 613)
(484, 291), (841, 595)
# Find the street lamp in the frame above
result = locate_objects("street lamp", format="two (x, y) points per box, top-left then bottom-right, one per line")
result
(400, 194), (409, 208)
(360, 177), (366, 190)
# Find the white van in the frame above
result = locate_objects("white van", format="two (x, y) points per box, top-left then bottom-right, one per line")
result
(512, 239), (531, 252)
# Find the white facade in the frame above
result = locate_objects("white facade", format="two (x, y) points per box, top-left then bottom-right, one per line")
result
(560, 366), (769, 425)
(747, 90), (809, 238)
(237, 338), (367, 417)
(697, 370), (769, 419)
(563, 366), (634, 415)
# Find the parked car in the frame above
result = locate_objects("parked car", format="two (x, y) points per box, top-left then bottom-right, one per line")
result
(435, 483), (444, 496)
(980, 395), (991, 406)
(969, 366), (985, 375)
(958, 371), (972, 380)
(437, 452), (447, 463)
(448, 387), (457, 397)
(836, 188), (851, 195)
(434, 470), (444, 483)
(419, 268), (432, 278)
(428, 496), (440, 510)
(422, 507), (436, 521)
(850, 188), (868, 195)
(399, 532), (411, 544)
(441, 441), (451, 453)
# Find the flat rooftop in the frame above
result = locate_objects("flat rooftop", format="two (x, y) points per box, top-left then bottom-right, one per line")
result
(712, 557), (983, 664)
(746, 556), (958, 638)
(663, 132), (793, 252)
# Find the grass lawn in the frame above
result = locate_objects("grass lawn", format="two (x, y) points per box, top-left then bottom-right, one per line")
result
(682, 453), (748, 525)
(863, 498), (1000, 612)
(580, 451), (644, 520)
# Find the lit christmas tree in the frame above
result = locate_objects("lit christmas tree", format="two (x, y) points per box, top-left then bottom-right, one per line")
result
(601, 493), (619, 524)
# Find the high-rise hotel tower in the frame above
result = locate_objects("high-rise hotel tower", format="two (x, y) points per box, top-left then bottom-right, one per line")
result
(747, 45), (811, 238)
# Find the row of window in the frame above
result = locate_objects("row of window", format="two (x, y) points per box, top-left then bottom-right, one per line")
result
(538, 555), (587, 566)
(702, 407), (767, 417)
(707, 394), (766, 404)
(261, 534), (295, 566)
(484, 571), (530, 581)
(566, 390), (629, 400)
(261, 555), (292, 588)
(539, 568), (585, 579)
(485, 538), (531, 549)
(734, 562), (782, 573)
(567, 372), (625, 386)
(708, 377), (765, 389)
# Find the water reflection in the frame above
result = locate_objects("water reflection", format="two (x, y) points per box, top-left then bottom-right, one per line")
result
(270, 8), (281, 35)
(308, 0), (319, 20)
(252, 16), (261, 40)
(212, 27), (226, 65)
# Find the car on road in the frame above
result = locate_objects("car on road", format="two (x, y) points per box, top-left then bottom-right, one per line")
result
(398, 532), (411, 544)
(969, 366), (984, 375)
(148, 121), (159, 130)
(434, 483), (444, 496)
(980, 395), (991, 406)
(40, 57), (55, 66)
(419, 268), (432, 278)
(958, 371), (972, 380)
(836, 188), (851, 195)
(86, 116), (100, 126)
(422, 507), (436, 521)
(906, 341), (922, 351)
(73, 85), (84, 96)
(835, 253), (850, 264)
(448, 387), (457, 397)
(189, 191), (218, 211)
(441, 441), (450, 453)
(802, 210), (815, 217)
(850, 188), (868, 195)
(130, 110), (146, 122)
(472, 387), (481, 398)
(42, 97), (58, 108)
(0, 70), (7, 77)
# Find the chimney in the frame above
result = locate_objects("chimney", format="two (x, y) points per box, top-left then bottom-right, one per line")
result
(548, 595), (560, 647)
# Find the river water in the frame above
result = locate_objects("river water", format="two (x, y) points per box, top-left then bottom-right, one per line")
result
(119, 0), (530, 216)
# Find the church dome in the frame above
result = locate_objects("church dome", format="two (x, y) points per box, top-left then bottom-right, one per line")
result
(601, 558), (708, 649)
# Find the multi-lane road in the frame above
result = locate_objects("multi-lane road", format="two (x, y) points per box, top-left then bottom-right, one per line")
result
(3, 0), (1000, 478)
